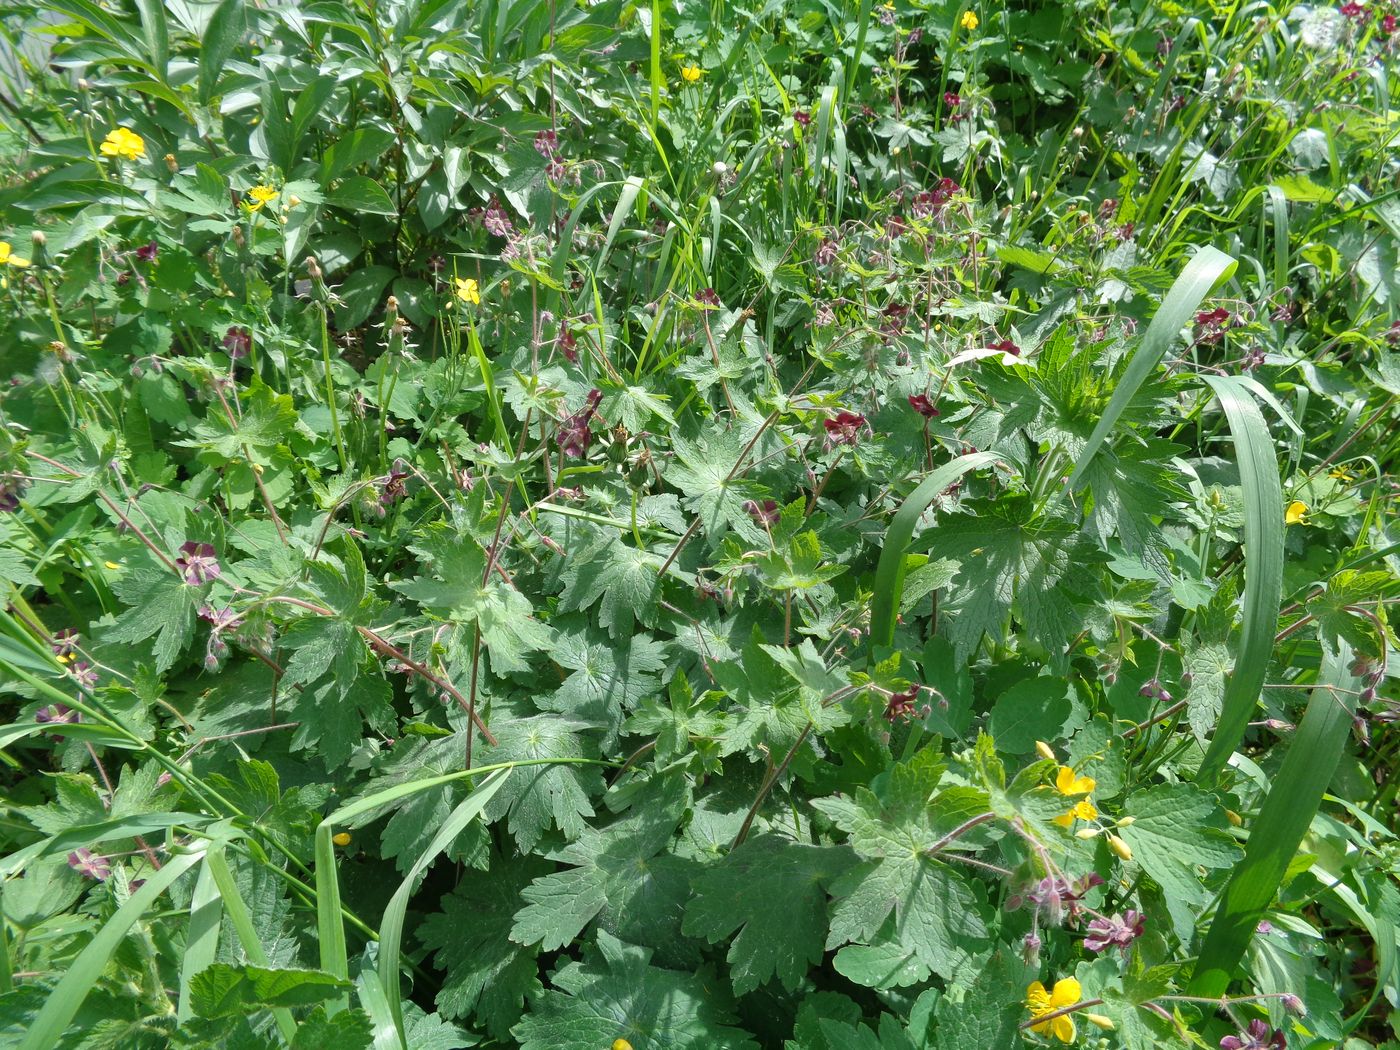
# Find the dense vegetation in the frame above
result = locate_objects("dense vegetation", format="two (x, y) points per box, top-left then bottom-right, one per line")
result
(0, 0), (1398, 1046)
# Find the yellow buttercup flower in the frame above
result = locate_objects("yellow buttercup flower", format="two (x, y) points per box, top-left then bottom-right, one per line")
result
(680, 64), (703, 83)
(960, 10), (979, 30)
(100, 127), (146, 161)
(1328, 466), (1354, 483)
(1284, 500), (1308, 526)
(0, 241), (30, 268)
(247, 185), (279, 211)
(1026, 977), (1082, 1043)
(1053, 765), (1098, 827)
(454, 277), (480, 305)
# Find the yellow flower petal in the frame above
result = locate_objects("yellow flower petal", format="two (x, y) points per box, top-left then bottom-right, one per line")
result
(960, 10), (979, 29)
(1054, 765), (1095, 797)
(1285, 499), (1307, 526)
(332, 832), (352, 846)
(454, 277), (480, 305)
(1050, 977), (1082, 1008)
(100, 127), (146, 161)
(1051, 1013), (1076, 1042)
(680, 64), (703, 83)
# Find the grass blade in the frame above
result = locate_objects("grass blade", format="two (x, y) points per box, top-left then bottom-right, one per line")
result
(19, 848), (205, 1050)
(1195, 374), (1286, 784)
(1067, 245), (1237, 490)
(177, 858), (224, 1023)
(376, 769), (511, 1046)
(867, 451), (1002, 658)
(1190, 640), (1358, 997)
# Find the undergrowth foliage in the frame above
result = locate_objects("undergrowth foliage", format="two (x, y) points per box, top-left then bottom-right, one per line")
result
(0, 0), (1398, 1047)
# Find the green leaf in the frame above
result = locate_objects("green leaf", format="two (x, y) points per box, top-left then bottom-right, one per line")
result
(327, 176), (397, 215)
(421, 852), (550, 1039)
(1120, 783), (1241, 939)
(683, 833), (855, 994)
(537, 624), (666, 749)
(510, 778), (689, 953)
(199, 0), (246, 103)
(512, 930), (758, 1050)
(988, 677), (1072, 754)
(480, 715), (606, 852)
(190, 964), (351, 1017)
(106, 567), (198, 672)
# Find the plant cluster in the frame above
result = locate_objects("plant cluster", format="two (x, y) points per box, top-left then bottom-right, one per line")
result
(0, 0), (1398, 1047)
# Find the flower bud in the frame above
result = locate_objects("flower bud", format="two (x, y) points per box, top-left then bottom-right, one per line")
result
(1107, 834), (1133, 862)
(1085, 1014), (1115, 1030)
(164, 152), (178, 173)
(1114, 816), (1135, 827)
(1226, 809), (1243, 826)
(1280, 993), (1305, 1015)
(1035, 740), (1056, 762)
(29, 230), (47, 268)
(332, 832), (352, 846)
(1076, 828), (1100, 839)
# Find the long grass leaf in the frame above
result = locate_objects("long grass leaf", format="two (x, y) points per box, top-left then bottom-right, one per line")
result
(867, 451), (1002, 657)
(1067, 246), (1237, 490)
(1196, 374), (1286, 784)
(19, 849), (204, 1050)
(1190, 640), (1358, 997)
(177, 858), (224, 1023)
(376, 769), (511, 1046)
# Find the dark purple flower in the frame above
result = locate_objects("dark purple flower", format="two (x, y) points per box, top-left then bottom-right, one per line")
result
(52, 628), (80, 656)
(1386, 320), (1400, 344)
(814, 239), (838, 266)
(1340, 1), (1366, 17)
(556, 328), (579, 363)
(943, 91), (962, 108)
(70, 661), (99, 690)
(743, 499), (780, 526)
(557, 389), (603, 459)
(908, 393), (940, 419)
(990, 338), (1021, 357)
(177, 541), (222, 585)
(793, 109), (812, 127)
(696, 287), (721, 307)
(884, 686), (927, 723)
(881, 302), (911, 336)
(379, 458), (410, 507)
(482, 199), (513, 237)
(534, 129), (559, 157)
(135, 241), (159, 262)
(197, 604), (241, 630)
(222, 326), (251, 359)
(884, 214), (908, 239)
(0, 475), (27, 513)
(1195, 307), (1231, 345)
(1138, 678), (1172, 703)
(68, 848), (111, 881)
(1381, 12), (1397, 32)
(1083, 910), (1145, 952)
(1008, 873), (1103, 926)
(1220, 1019), (1286, 1050)
(823, 410), (867, 448)
(35, 702), (77, 724)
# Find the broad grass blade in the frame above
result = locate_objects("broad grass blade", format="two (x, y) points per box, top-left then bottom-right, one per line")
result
(867, 451), (1001, 657)
(1067, 245), (1237, 490)
(1196, 374), (1286, 784)
(1190, 640), (1358, 997)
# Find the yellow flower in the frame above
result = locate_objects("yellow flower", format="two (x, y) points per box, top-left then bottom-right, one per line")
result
(0, 241), (30, 268)
(680, 64), (703, 83)
(246, 185), (279, 211)
(1053, 765), (1098, 827)
(1027, 977), (1082, 1043)
(612, 1042), (634, 1050)
(960, 10), (979, 30)
(100, 127), (146, 161)
(1328, 466), (1354, 483)
(454, 277), (480, 305)
(332, 832), (352, 847)
(1284, 500), (1308, 526)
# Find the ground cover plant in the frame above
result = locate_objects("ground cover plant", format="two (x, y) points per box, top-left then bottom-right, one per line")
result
(0, 0), (1398, 1045)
